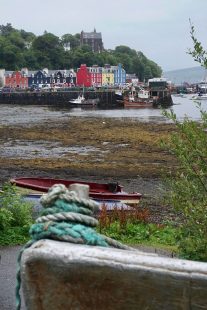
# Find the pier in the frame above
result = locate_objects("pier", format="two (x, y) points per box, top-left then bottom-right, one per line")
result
(0, 90), (118, 106)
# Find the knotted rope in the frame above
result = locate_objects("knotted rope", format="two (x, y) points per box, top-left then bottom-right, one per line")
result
(16, 183), (132, 309)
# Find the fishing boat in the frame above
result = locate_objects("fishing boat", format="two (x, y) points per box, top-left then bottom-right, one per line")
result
(69, 94), (99, 107)
(124, 88), (153, 108)
(69, 94), (85, 105)
(124, 97), (154, 108)
(10, 177), (142, 205)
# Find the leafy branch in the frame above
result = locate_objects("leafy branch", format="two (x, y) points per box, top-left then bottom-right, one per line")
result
(188, 19), (207, 68)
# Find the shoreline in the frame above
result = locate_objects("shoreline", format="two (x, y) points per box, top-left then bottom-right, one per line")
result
(0, 113), (178, 223)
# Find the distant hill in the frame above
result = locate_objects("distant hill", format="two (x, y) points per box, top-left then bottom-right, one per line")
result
(163, 66), (206, 85)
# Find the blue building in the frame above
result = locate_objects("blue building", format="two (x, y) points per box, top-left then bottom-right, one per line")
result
(113, 64), (126, 86)
(28, 69), (76, 87)
(28, 70), (50, 87)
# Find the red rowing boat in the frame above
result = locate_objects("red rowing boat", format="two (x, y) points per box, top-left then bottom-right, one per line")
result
(10, 177), (142, 204)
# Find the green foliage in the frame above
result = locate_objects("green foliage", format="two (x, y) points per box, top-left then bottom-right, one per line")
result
(0, 23), (162, 80)
(0, 208), (13, 230)
(161, 108), (207, 261)
(188, 20), (207, 68)
(0, 226), (30, 246)
(98, 205), (178, 250)
(112, 47), (162, 80)
(99, 221), (178, 249)
(0, 183), (33, 229)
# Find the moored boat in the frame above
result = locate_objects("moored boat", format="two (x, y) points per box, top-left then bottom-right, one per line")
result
(10, 177), (142, 205)
(69, 94), (85, 104)
(123, 87), (153, 108)
(69, 96), (99, 106)
(191, 93), (207, 100)
(123, 96), (154, 108)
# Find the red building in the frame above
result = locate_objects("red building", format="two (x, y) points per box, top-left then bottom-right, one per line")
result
(76, 64), (92, 87)
(5, 71), (28, 88)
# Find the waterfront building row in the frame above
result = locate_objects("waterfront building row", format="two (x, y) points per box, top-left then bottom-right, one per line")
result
(77, 64), (126, 87)
(0, 63), (127, 89)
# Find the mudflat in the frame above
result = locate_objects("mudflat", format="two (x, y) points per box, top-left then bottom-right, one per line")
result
(0, 111), (178, 222)
(0, 117), (177, 179)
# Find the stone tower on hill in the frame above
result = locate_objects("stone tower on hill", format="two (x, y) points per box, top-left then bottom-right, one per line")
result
(80, 28), (104, 53)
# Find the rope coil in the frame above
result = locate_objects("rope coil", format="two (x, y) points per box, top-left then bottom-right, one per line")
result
(16, 183), (132, 310)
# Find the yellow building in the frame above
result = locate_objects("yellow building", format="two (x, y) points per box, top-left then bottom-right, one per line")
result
(102, 65), (114, 86)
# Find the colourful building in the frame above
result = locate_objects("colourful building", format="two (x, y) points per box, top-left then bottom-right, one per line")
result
(5, 70), (28, 88)
(28, 70), (50, 87)
(47, 69), (76, 87)
(76, 64), (92, 87)
(113, 63), (126, 86)
(88, 65), (102, 87)
(102, 65), (114, 86)
(28, 69), (76, 87)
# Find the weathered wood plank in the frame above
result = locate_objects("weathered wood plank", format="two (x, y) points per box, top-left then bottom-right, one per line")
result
(21, 240), (207, 310)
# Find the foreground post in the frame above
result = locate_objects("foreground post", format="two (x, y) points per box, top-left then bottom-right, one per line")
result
(21, 240), (207, 310)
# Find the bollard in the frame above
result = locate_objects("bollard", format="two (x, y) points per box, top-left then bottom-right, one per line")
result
(19, 183), (207, 309)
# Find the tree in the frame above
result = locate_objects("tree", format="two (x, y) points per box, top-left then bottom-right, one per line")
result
(162, 108), (207, 261)
(32, 33), (65, 68)
(0, 23), (14, 36)
(114, 45), (137, 58)
(144, 66), (153, 80)
(162, 24), (207, 261)
(61, 33), (80, 50)
(19, 29), (36, 42)
(0, 23), (162, 73)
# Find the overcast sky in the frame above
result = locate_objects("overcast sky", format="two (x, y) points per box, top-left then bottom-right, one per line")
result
(1, 0), (207, 71)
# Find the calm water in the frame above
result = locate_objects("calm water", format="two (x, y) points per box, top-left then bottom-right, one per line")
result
(66, 94), (207, 123)
(0, 95), (207, 126)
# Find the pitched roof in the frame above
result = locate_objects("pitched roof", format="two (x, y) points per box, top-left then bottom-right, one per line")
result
(82, 31), (102, 39)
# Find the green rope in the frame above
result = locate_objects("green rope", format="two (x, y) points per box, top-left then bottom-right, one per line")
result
(16, 184), (132, 309)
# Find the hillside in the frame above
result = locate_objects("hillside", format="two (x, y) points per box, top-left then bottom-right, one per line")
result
(0, 23), (162, 81)
(163, 66), (206, 85)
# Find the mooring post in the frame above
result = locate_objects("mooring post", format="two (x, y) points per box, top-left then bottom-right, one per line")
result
(19, 184), (207, 310)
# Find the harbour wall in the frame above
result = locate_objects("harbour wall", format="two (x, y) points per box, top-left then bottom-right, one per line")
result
(0, 90), (118, 106)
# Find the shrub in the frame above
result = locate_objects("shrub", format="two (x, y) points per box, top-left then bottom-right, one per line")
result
(0, 182), (33, 228)
(161, 108), (207, 261)
(0, 208), (14, 230)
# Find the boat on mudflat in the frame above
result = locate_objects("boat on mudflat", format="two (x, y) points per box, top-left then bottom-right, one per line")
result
(10, 177), (142, 205)
(69, 96), (99, 107)
(123, 88), (154, 108)
(69, 94), (85, 105)
(123, 96), (154, 108)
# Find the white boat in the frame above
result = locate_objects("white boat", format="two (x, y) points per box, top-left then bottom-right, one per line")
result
(191, 93), (207, 100)
(137, 89), (150, 99)
(69, 95), (99, 106)
(69, 94), (85, 104)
